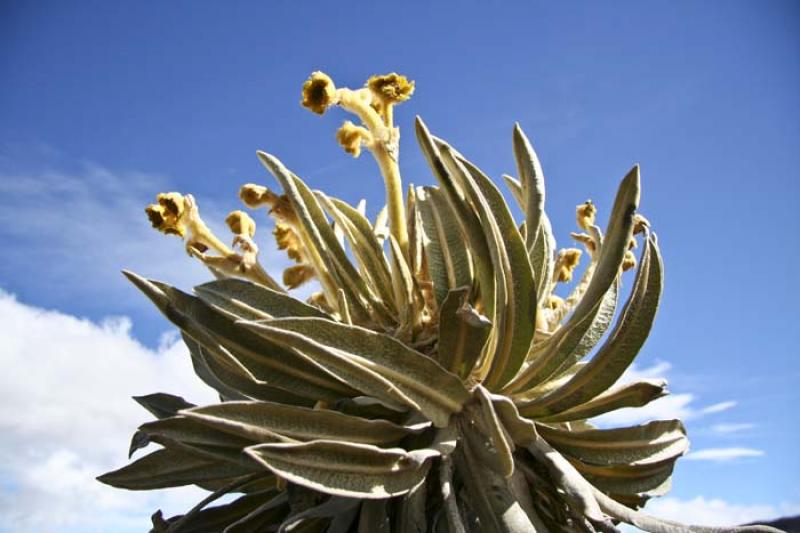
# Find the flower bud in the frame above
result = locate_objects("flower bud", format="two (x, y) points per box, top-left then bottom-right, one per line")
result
(555, 248), (582, 283)
(576, 200), (596, 230)
(367, 73), (415, 104)
(301, 71), (337, 115)
(225, 210), (256, 238)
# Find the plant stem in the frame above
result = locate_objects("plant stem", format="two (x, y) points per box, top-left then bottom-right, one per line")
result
(337, 89), (409, 258)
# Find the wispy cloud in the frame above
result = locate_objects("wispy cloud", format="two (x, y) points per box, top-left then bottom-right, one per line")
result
(0, 160), (292, 313)
(684, 448), (765, 462)
(699, 400), (737, 415)
(641, 496), (800, 528)
(593, 362), (740, 427)
(0, 289), (219, 532)
(710, 422), (756, 434)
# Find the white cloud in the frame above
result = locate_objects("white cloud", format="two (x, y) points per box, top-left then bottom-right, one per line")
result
(710, 422), (756, 434)
(643, 496), (800, 528)
(699, 400), (737, 415)
(0, 162), (293, 309)
(684, 448), (765, 462)
(593, 362), (741, 427)
(0, 289), (220, 532)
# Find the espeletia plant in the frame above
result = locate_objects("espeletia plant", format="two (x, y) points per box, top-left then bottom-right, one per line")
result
(99, 72), (779, 533)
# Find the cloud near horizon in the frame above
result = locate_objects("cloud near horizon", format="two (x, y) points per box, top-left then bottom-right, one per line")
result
(0, 289), (219, 532)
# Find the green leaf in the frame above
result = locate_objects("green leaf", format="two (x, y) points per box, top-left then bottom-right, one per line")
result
(394, 481), (427, 533)
(257, 152), (393, 325)
(139, 416), (265, 450)
(571, 456), (677, 497)
(521, 235), (663, 417)
(505, 165), (641, 393)
(415, 118), (496, 330)
(317, 193), (396, 312)
(155, 491), (279, 533)
(278, 496), (360, 533)
(440, 146), (538, 390)
(183, 401), (420, 445)
(97, 447), (253, 490)
(416, 187), (474, 307)
(242, 318), (470, 427)
(123, 271), (357, 403)
(436, 457), (467, 533)
(501, 174), (524, 210)
(195, 278), (330, 321)
(567, 276), (620, 365)
(239, 320), (417, 413)
(358, 499), (391, 532)
(182, 334), (314, 407)
(437, 287), (491, 378)
(512, 124), (546, 254)
(388, 235), (417, 333)
(534, 379), (668, 422)
(490, 394), (538, 446)
(224, 492), (290, 533)
(529, 213), (556, 307)
(245, 440), (439, 499)
(537, 420), (688, 466)
(461, 386), (515, 478)
(526, 436), (609, 525)
(454, 436), (540, 532)
(133, 393), (195, 420)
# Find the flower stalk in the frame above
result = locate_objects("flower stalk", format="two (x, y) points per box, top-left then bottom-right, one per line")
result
(302, 71), (414, 259)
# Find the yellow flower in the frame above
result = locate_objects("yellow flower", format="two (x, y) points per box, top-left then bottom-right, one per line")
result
(145, 192), (187, 237)
(157, 192), (184, 217)
(622, 250), (637, 272)
(239, 184), (280, 208)
(336, 121), (371, 158)
(301, 71), (337, 115)
(576, 200), (596, 230)
(283, 264), (316, 289)
(225, 210), (256, 237)
(269, 195), (297, 224)
(546, 295), (564, 310)
(367, 73), (415, 104)
(274, 223), (304, 263)
(633, 214), (650, 235)
(555, 248), (582, 283)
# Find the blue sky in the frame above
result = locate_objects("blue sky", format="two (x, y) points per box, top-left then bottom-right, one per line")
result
(1, 1), (798, 530)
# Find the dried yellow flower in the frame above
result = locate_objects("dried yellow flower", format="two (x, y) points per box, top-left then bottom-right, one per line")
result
(546, 295), (564, 310)
(239, 183), (280, 209)
(633, 213), (651, 235)
(301, 71), (337, 115)
(145, 204), (167, 229)
(555, 248), (582, 283)
(274, 223), (304, 263)
(145, 192), (187, 237)
(157, 192), (185, 218)
(367, 73), (415, 104)
(225, 210), (256, 237)
(336, 121), (371, 158)
(270, 195), (297, 224)
(622, 250), (637, 272)
(306, 291), (333, 313)
(283, 264), (316, 289)
(576, 200), (596, 230)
